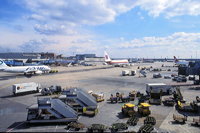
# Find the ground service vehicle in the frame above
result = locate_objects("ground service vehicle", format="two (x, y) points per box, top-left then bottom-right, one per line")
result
(122, 103), (136, 117)
(172, 76), (179, 81)
(173, 114), (187, 124)
(188, 76), (195, 80)
(192, 117), (200, 126)
(176, 76), (187, 82)
(26, 98), (78, 123)
(13, 82), (41, 95)
(177, 101), (199, 112)
(83, 107), (98, 117)
(149, 89), (162, 105)
(138, 103), (151, 116)
(146, 83), (172, 95)
(122, 70), (130, 76)
(162, 97), (175, 106)
(129, 91), (137, 101)
(164, 75), (171, 79)
(153, 73), (162, 78)
(88, 91), (104, 102)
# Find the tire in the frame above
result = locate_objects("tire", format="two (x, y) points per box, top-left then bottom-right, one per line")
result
(36, 87), (39, 93)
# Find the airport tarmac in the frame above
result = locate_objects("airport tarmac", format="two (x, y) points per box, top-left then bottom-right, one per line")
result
(0, 62), (199, 132)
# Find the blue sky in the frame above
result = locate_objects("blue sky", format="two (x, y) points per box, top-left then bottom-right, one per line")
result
(1, 0), (200, 58)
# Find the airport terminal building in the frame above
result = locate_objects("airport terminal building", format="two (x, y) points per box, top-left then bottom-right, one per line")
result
(0, 52), (58, 60)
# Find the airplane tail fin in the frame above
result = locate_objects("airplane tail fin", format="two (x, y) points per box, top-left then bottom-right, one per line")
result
(104, 51), (111, 62)
(0, 59), (8, 68)
(173, 56), (179, 63)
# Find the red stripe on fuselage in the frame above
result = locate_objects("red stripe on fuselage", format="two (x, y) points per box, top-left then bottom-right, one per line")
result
(107, 61), (128, 64)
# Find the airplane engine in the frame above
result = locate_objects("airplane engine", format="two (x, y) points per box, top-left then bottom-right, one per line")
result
(35, 70), (43, 75)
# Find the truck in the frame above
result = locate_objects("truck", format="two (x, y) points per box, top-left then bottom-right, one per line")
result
(122, 70), (130, 76)
(149, 89), (162, 105)
(88, 91), (104, 102)
(146, 83), (172, 95)
(138, 103), (151, 116)
(121, 103), (136, 117)
(13, 82), (41, 95)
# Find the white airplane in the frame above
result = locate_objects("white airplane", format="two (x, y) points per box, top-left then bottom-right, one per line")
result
(0, 59), (51, 75)
(173, 56), (189, 66)
(104, 51), (130, 67)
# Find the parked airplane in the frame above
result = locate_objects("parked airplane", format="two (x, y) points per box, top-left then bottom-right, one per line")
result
(0, 59), (51, 75)
(104, 51), (130, 67)
(173, 56), (189, 66)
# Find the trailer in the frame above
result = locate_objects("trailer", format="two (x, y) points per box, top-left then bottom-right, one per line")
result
(108, 92), (130, 103)
(87, 124), (107, 132)
(138, 124), (154, 133)
(13, 82), (41, 95)
(144, 116), (156, 125)
(41, 85), (62, 95)
(66, 122), (85, 131)
(110, 123), (128, 132)
(162, 97), (175, 106)
(146, 83), (172, 95)
(126, 115), (139, 126)
(192, 117), (200, 126)
(173, 114), (187, 124)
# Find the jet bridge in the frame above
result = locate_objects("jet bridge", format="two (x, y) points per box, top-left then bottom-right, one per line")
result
(27, 98), (78, 123)
(59, 88), (97, 112)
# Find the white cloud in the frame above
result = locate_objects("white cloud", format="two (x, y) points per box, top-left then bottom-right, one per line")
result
(20, 38), (58, 52)
(120, 32), (200, 48)
(118, 32), (200, 58)
(23, 0), (137, 25)
(34, 24), (77, 35)
(136, 0), (200, 18)
(23, 0), (200, 25)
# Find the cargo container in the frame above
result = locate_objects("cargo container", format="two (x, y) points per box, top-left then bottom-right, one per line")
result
(13, 82), (41, 95)
(146, 83), (172, 95)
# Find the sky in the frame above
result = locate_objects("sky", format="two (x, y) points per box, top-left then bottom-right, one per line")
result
(1, 0), (200, 58)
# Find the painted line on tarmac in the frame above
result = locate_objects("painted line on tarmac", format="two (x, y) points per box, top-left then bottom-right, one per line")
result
(54, 125), (58, 132)
(6, 122), (25, 132)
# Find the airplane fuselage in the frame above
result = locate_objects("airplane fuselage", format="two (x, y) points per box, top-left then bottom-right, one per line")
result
(2, 65), (51, 73)
(106, 59), (129, 65)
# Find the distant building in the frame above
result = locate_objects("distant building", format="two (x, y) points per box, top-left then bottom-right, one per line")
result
(0, 52), (58, 60)
(40, 52), (56, 59)
(84, 57), (104, 65)
(84, 57), (104, 62)
(75, 54), (96, 60)
(0, 53), (41, 59)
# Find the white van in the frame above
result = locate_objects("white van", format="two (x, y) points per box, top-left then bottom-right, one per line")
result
(122, 70), (130, 76)
(13, 82), (41, 95)
(146, 83), (172, 95)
